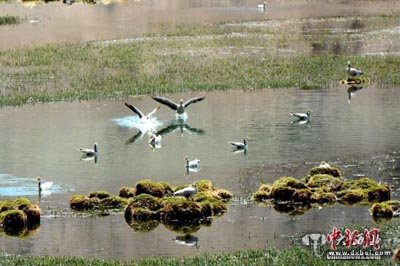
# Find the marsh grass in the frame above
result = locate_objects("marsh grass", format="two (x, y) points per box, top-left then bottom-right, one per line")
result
(1, 16), (400, 106)
(0, 16), (20, 26)
(0, 247), (396, 265)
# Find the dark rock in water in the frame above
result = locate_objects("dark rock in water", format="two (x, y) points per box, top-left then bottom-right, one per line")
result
(135, 179), (173, 198)
(0, 210), (27, 235)
(119, 186), (136, 198)
(89, 191), (112, 199)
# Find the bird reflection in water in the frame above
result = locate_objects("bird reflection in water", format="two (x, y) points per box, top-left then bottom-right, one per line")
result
(173, 234), (199, 249)
(347, 85), (363, 103)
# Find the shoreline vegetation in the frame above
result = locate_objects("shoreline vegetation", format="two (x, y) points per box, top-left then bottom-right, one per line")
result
(1, 15), (400, 106)
(0, 247), (397, 266)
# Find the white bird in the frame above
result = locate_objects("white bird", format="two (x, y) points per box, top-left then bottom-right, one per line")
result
(148, 133), (162, 149)
(80, 143), (98, 156)
(184, 156), (200, 169)
(174, 184), (198, 198)
(124, 102), (160, 121)
(152, 96), (205, 117)
(347, 61), (363, 78)
(257, 2), (267, 10)
(319, 161), (331, 168)
(173, 235), (199, 248)
(229, 138), (248, 150)
(290, 110), (312, 121)
(37, 177), (53, 193)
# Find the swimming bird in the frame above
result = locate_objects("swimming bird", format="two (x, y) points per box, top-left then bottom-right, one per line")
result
(347, 61), (363, 78)
(37, 177), (53, 193)
(229, 138), (248, 150)
(124, 102), (160, 121)
(290, 110), (312, 121)
(184, 156), (200, 170)
(173, 235), (199, 248)
(173, 184), (198, 198)
(148, 133), (162, 149)
(80, 143), (98, 156)
(151, 96), (205, 118)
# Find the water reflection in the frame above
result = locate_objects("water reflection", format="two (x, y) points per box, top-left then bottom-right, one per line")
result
(156, 120), (205, 137)
(173, 234), (199, 248)
(347, 85), (364, 102)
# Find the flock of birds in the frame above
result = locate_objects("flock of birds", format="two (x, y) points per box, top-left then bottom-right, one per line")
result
(39, 61), (364, 199)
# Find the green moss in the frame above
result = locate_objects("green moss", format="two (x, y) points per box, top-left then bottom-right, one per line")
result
(310, 166), (341, 178)
(70, 195), (99, 210)
(216, 189), (233, 202)
(99, 196), (128, 209)
(195, 180), (215, 192)
(253, 184), (272, 202)
(128, 194), (161, 211)
(341, 177), (390, 203)
(371, 200), (400, 219)
(135, 179), (173, 198)
(270, 177), (307, 202)
(310, 190), (337, 205)
(292, 188), (313, 204)
(0, 200), (15, 212)
(0, 209), (27, 234)
(337, 189), (366, 205)
(160, 196), (203, 222)
(307, 174), (343, 192)
(119, 186), (136, 198)
(89, 191), (111, 199)
(13, 197), (33, 208)
(272, 177), (308, 190)
(195, 195), (227, 216)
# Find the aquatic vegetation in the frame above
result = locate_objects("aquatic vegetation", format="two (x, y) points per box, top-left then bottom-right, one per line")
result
(69, 192), (128, 212)
(253, 165), (392, 215)
(371, 200), (400, 219)
(135, 179), (173, 198)
(124, 179), (232, 233)
(0, 197), (41, 236)
(0, 15), (20, 26)
(119, 186), (136, 198)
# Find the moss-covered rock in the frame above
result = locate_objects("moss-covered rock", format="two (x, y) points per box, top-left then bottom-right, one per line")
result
(196, 180), (216, 192)
(0, 198), (41, 228)
(340, 177), (390, 203)
(125, 207), (158, 222)
(270, 177), (308, 202)
(253, 184), (272, 202)
(310, 190), (337, 205)
(310, 166), (341, 178)
(0, 210), (27, 234)
(195, 195), (227, 216)
(292, 188), (312, 204)
(371, 200), (400, 219)
(70, 195), (99, 210)
(337, 189), (365, 205)
(160, 197), (204, 222)
(99, 196), (128, 209)
(89, 191), (111, 199)
(119, 187), (136, 198)
(129, 194), (161, 211)
(307, 174), (343, 192)
(216, 189), (233, 202)
(135, 179), (173, 198)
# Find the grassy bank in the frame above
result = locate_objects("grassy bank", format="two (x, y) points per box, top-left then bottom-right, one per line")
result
(0, 247), (396, 266)
(1, 16), (400, 106)
(0, 15), (20, 26)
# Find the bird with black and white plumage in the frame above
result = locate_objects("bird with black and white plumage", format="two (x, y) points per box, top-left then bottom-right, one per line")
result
(257, 1), (267, 10)
(184, 156), (200, 170)
(37, 176), (53, 194)
(228, 138), (248, 150)
(80, 143), (98, 156)
(347, 61), (363, 78)
(290, 110), (312, 121)
(152, 96), (205, 119)
(148, 133), (162, 146)
(124, 102), (160, 122)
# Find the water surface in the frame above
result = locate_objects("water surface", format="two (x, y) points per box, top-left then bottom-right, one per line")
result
(0, 86), (400, 259)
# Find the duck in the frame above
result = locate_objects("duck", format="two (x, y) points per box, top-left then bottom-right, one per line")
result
(80, 143), (98, 156)
(173, 183), (198, 198)
(184, 156), (200, 169)
(228, 138), (248, 150)
(152, 96), (205, 117)
(347, 61), (363, 78)
(290, 110), (312, 121)
(124, 102), (160, 122)
(37, 177), (53, 193)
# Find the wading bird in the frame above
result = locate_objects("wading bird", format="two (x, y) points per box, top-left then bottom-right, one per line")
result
(173, 183), (198, 199)
(37, 177), (53, 194)
(290, 110), (312, 122)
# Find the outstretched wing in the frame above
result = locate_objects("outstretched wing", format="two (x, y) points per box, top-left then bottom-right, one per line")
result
(183, 96), (205, 108)
(126, 131), (143, 145)
(147, 106), (160, 117)
(289, 112), (306, 120)
(125, 103), (144, 118)
(152, 96), (178, 111)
